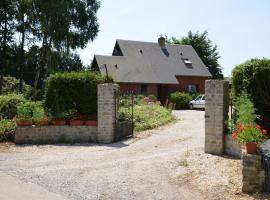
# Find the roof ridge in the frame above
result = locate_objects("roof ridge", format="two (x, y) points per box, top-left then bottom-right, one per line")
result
(116, 39), (192, 47)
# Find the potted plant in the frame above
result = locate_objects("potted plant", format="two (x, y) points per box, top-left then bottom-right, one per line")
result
(232, 123), (267, 154)
(84, 114), (97, 126)
(33, 103), (48, 126)
(69, 110), (84, 126)
(51, 112), (68, 126)
(15, 102), (33, 126)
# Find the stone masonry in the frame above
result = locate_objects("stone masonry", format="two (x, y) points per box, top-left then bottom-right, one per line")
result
(97, 83), (119, 143)
(242, 154), (264, 193)
(15, 126), (97, 144)
(205, 80), (229, 155)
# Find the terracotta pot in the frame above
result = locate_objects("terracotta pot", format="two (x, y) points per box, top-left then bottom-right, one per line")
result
(84, 121), (97, 126)
(246, 142), (257, 154)
(35, 119), (49, 126)
(53, 120), (66, 126)
(70, 120), (84, 126)
(16, 121), (32, 126)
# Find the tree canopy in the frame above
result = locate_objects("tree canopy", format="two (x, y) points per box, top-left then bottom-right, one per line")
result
(168, 31), (224, 79)
(0, 0), (100, 96)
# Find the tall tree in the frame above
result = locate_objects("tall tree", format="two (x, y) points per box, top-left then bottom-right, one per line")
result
(0, 0), (17, 94)
(32, 0), (100, 95)
(16, 0), (33, 92)
(168, 31), (224, 79)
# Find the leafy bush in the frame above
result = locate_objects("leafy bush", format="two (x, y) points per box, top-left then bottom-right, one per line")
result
(119, 104), (175, 131)
(0, 119), (17, 142)
(169, 92), (192, 109)
(2, 76), (32, 97)
(189, 92), (201, 100)
(148, 94), (157, 102)
(235, 93), (256, 125)
(17, 101), (45, 122)
(232, 58), (270, 129)
(44, 71), (111, 120)
(0, 94), (27, 119)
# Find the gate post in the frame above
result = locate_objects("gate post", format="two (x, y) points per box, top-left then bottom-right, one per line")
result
(97, 83), (119, 143)
(205, 80), (229, 155)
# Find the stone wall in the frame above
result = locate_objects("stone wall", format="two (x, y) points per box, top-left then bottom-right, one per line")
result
(225, 135), (242, 158)
(15, 126), (97, 144)
(205, 80), (230, 155)
(97, 83), (119, 143)
(242, 154), (264, 193)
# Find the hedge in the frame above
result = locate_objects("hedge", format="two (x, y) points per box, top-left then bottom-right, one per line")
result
(0, 94), (27, 119)
(232, 58), (270, 129)
(44, 71), (112, 120)
(169, 92), (192, 109)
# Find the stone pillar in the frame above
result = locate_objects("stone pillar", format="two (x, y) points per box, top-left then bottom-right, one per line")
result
(97, 83), (119, 143)
(242, 154), (264, 193)
(205, 80), (229, 155)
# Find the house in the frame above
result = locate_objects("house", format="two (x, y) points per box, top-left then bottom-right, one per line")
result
(91, 37), (211, 103)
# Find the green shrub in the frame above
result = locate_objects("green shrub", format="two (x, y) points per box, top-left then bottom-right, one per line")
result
(189, 92), (201, 100)
(148, 94), (157, 102)
(2, 76), (32, 97)
(169, 92), (192, 109)
(232, 59), (270, 128)
(235, 93), (256, 126)
(45, 71), (111, 119)
(0, 119), (17, 142)
(17, 101), (45, 122)
(119, 104), (175, 131)
(0, 94), (27, 119)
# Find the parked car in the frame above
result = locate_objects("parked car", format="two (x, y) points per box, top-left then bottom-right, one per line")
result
(189, 95), (205, 109)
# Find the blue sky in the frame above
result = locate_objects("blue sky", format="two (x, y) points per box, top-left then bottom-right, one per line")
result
(78, 0), (270, 76)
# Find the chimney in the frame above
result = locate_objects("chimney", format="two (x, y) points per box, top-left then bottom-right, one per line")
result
(158, 36), (166, 47)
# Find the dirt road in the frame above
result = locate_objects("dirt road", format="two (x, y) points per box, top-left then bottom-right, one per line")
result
(0, 110), (260, 200)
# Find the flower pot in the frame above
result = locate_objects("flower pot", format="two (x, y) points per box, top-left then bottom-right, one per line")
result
(70, 120), (84, 126)
(16, 121), (32, 126)
(84, 121), (97, 126)
(246, 142), (257, 154)
(53, 120), (66, 126)
(35, 119), (49, 126)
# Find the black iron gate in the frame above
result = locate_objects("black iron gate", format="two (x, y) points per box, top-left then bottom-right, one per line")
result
(114, 91), (134, 142)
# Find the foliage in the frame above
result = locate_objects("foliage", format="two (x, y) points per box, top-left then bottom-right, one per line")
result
(45, 71), (109, 120)
(2, 76), (32, 97)
(232, 59), (270, 130)
(0, 0), (17, 94)
(189, 92), (201, 100)
(167, 31), (224, 79)
(0, 94), (26, 119)
(235, 93), (256, 126)
(1, 0), (101, 97)
(148, 94), (157, 102)
(16, 101), (36, 121)
(232, 123), (267, 144)
(118, 104), (175, 131)
(0, 119), (17, 142)
(169, 92), (192, 109)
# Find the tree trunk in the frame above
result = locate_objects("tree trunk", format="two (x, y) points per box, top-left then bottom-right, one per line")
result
(0, 4), (8, 95)
(19, 19), (25, 92)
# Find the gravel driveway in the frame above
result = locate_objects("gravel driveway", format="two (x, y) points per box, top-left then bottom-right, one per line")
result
(0, 110), (264, 200)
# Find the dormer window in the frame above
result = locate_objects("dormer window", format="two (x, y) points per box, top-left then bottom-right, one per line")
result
(182, 58), (193, 68)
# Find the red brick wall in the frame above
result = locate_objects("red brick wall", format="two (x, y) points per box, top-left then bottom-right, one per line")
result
(119, 83), (158, 96)
(176, 76), (208, 93)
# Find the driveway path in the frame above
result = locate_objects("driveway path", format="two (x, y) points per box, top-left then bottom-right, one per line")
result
(0, 110), (248, 200)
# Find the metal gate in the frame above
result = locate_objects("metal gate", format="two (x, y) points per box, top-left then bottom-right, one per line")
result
(114, 91), (134, 141)
(262, 150), (270, 192)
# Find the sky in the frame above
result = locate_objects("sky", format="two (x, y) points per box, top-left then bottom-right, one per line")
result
(77, 0), (270, 77)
